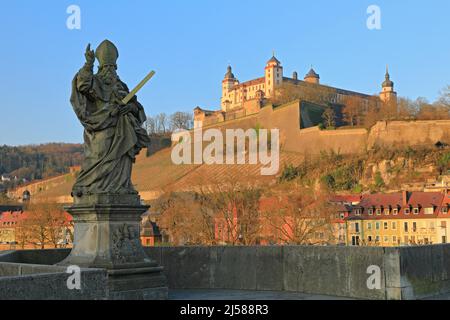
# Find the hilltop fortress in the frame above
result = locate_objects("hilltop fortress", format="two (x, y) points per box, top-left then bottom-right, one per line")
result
(190, 56), (450, 155)
(194, 55), (397, 128)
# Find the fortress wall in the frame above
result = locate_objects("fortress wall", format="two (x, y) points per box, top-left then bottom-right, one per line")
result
(194, 102), (449, 156)
(257, 101), (368, 154)
(368, 120), (450, 149)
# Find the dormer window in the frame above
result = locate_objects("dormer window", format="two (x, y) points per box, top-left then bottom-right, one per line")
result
(413, 208), (419, 215)
(442, 207), (448, 214)
(368, 209), (373, 215)
(393, 208), (398, 215)
(384, 209), (390, 215)
(404, 208), (410, 215)
(376, 209), (381, 215)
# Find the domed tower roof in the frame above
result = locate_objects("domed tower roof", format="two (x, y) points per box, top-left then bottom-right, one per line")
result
(382, 66), (394, 88)
(224, 65), (236, 80)
(305, 68), (320, 79)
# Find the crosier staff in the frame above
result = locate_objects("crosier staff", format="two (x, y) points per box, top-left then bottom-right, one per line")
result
(114, 71), (156, 115)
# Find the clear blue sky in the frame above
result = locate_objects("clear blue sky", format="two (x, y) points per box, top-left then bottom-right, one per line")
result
(1, 0), (450, 145)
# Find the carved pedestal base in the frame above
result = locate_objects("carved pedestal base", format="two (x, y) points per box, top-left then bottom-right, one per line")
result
(58, 194), (168, 300)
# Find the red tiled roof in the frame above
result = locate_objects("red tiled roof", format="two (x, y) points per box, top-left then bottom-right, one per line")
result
(408, 192), (443, 207)
(233, 77), (265, 89)
(358, 192), (404, 208)
(348, 191), (447, 220)
(0, 210), (72, 228)
(0, 210), (28, 227)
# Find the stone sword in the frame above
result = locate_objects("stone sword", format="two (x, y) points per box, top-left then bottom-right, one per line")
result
(121, 70), (155, 104)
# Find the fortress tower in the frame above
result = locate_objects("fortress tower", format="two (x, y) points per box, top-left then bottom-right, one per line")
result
(264, 55), (283, 98)
(304, 68), (320, 84)
(379, 66), (397, 104)
(221, 65), (239, 111)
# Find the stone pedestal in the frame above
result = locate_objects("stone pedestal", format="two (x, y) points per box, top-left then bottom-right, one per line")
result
(58, 194), (168, 300)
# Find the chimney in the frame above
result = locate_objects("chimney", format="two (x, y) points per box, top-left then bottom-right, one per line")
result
(292, 71), (298, 80)
(402, 191), (408, 207)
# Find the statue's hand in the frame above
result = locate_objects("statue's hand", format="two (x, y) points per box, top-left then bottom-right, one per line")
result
(85, 44), (95, 65)
(110, 106), (120, 117)
(119, 104), (138, 116)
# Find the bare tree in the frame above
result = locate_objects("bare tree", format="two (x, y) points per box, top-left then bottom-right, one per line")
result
(343, 96), (364, 126)
(155, 113), (169, 133)
(322, 107), (336, 129)
(199, 182), (262, 246)
(24, 202), (70, 249)
(437, 85), (450, 110)
(145, 115), (156, 135)
(170, 112), (193, 131)
(155, 190), (216, 245)
(260, 189), (335, 245)
(397, 97), (417, 120)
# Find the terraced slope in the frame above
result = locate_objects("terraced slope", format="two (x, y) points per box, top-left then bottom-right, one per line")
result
(22, 148), (306, 203)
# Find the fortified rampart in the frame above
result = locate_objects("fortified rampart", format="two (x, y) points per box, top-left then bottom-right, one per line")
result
(368, 120), (450, 149)
(179, 100), (450, 155)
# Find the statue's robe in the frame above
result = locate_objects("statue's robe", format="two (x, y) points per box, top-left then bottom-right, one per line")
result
(70, 65), (150, 196)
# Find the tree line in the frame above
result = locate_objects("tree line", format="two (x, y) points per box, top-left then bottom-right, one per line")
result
(153, 181), (336, 246)
(16, 202), (72, 249)
(145, 111), (193, 135)
(0, 143), (83, 186)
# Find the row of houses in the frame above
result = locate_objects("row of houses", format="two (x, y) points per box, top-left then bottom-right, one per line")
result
(334, 190), (450, 247)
